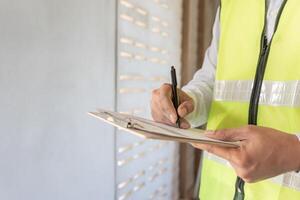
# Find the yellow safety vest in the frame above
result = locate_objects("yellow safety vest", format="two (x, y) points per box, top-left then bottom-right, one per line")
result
(200, 0), (300, 199)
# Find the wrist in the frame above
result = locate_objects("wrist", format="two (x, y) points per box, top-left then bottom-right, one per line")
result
(289, 134), (300, 172)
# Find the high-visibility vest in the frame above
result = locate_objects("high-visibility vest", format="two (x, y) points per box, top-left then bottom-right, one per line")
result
(200, 0), (300, 199)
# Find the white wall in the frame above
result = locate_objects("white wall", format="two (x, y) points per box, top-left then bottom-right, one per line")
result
(0, 0), (116, 199)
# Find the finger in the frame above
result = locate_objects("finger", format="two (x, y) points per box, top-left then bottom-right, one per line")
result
(179, 118), (190, 129)
(158, 85), (177, 123)
(151, 100), (173, 123)
(159, 98), (177, 123)
(154, 115), (184, 128)
(152, 112), (173, 125)
(205, 128), (247, 141)
(178, 100), (194, 118)
(151, 88), (165, 121)
(191, 143), (239, 162)
(155, 119), (175, 126)
(159, 83), (172, 98)
(178, 90), (192, 102)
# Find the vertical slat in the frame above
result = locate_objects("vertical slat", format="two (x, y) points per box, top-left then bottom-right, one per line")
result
(116, 0), (182, 199)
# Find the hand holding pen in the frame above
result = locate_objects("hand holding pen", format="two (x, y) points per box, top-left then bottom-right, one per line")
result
(150, 66), (195, 129)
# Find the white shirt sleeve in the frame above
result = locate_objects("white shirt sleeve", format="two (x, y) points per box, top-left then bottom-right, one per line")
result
(182, 8), (220, 128)
(297, 134), (300, 142)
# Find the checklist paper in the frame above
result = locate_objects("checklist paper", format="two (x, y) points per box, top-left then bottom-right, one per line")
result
(89, 109), (240, 148)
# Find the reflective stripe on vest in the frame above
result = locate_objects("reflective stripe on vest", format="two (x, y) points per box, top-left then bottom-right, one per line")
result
(204, 152), (300, 192)
(214, 80), (300, 107)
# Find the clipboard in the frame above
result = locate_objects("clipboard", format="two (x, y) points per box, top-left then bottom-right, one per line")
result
(88, 109), (240, 148)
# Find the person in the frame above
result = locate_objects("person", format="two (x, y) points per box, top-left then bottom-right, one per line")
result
(151, 0), (300, 199)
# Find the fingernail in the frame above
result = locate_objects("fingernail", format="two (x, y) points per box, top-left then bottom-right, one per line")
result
(169, 114), (177, 123)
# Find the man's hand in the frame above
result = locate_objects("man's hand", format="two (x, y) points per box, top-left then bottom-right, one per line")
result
(192, 125), (300, 183)
(151, 83), (194, 129)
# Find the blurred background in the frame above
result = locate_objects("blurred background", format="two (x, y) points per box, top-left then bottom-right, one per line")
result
(0, 0), (218, 199)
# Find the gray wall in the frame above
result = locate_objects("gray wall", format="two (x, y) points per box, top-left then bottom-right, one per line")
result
(0, 0), (116, 199)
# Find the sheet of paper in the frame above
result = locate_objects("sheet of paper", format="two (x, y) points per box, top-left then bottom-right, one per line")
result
(89, 109), (240, 148)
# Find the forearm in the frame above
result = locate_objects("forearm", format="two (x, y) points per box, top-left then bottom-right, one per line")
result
(182, 7), (220, 128)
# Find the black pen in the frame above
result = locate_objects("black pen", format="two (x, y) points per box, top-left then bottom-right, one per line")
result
(171, 66), (180, 128)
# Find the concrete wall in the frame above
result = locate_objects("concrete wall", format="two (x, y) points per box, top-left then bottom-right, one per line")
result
(0, 0), (116, 199)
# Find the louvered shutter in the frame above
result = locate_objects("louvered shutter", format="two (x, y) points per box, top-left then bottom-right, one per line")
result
(116, 0), (183, 199)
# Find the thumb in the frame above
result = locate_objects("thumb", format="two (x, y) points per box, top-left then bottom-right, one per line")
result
(205, 128), (246, 141)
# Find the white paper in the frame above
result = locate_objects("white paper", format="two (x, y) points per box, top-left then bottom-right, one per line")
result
(88, 109), (240, 148)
